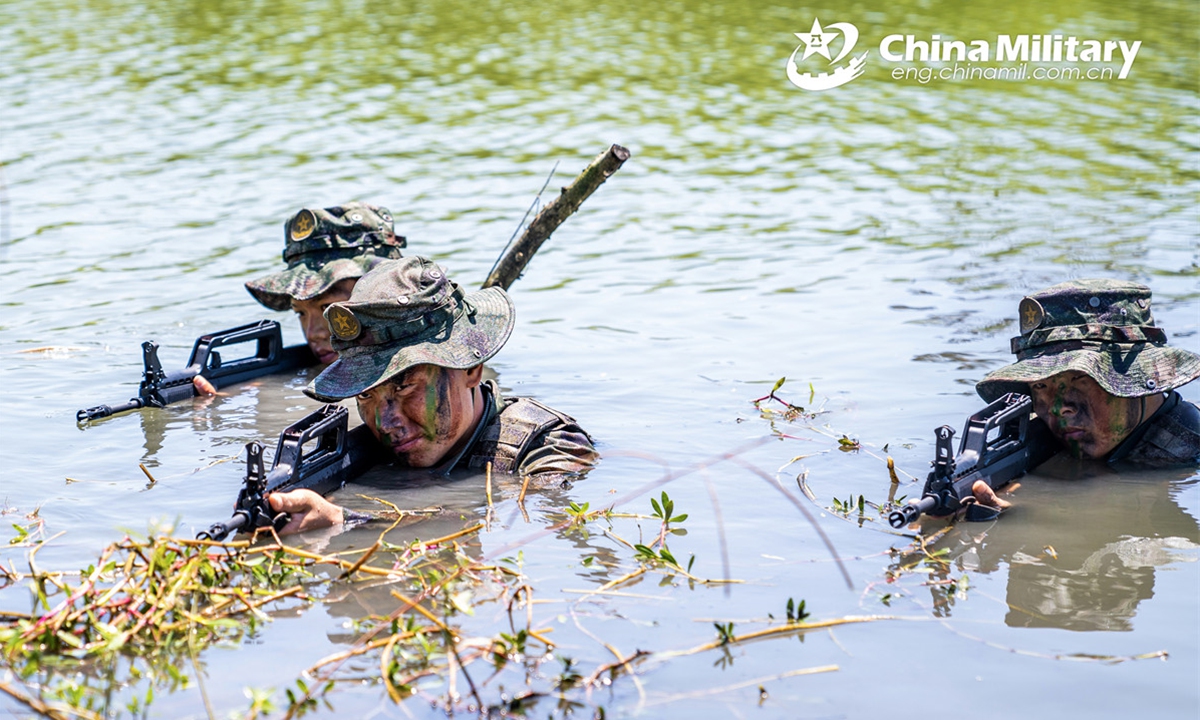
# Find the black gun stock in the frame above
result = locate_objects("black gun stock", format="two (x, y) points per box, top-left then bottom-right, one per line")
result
(77, 320), (314, 422)
(888, 393), (1051, 528)
(197, 404), (383, 541)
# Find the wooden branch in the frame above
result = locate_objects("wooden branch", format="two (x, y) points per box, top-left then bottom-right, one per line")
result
(483, 144), (631, 290)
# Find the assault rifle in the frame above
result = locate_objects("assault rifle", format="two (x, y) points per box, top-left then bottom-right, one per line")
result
(77, 320), (313, 422)
(79, 145), (630, 425)
(197, 404), (384, 541)
(888, 393), (1055, 528)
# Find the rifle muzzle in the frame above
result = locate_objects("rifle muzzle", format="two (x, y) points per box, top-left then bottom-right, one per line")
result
(77, 398), (146, 423)
(196, 510), (251, 542)
(888, 495), (939, 529)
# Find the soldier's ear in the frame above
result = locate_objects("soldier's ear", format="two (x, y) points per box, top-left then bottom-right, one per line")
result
(464, 364), (484, 388)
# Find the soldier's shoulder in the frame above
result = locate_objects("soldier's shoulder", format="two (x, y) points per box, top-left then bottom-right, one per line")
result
(1126, 397), (1200, 466)
(499, 395), (583, 430)
(468, 395), (593, 475)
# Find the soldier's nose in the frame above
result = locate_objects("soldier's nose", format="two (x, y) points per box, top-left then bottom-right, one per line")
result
(306, 316), (330, 340)
(379, 406), (406, 433)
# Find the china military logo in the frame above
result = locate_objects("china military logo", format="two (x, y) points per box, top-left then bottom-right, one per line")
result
(327, 306), (361, 341)
(786, 18), (869, 91)
(1018, 297), (1045, 334)
(290, 209), (317, 241)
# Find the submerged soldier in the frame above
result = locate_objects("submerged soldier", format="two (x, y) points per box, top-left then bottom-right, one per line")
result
(265, 256), (597, 534)
(193, 202), (404, 393)
(971, 278), (1200, 509)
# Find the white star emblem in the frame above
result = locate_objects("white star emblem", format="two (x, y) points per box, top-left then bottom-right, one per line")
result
(794, 18), (838, 61)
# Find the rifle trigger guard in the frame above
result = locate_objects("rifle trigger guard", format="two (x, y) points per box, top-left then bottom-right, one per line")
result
(271, 512), (290, 534)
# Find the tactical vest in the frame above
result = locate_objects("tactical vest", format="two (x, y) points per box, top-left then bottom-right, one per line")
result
(1122, 398), (1200, 466)
(466, 396), (579, 475)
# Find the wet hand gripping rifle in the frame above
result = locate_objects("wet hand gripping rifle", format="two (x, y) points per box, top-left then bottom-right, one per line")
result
(197, 404), (383, 541)
(888, 393), (1053, 528)
(77, 320), (313, 422)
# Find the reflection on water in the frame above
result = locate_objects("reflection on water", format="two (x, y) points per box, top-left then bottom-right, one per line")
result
(1, 0), (1198, 715)
(924, 461), (1199, 632)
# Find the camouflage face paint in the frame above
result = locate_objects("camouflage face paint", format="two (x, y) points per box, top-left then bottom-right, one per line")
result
(421, 366), (440, 442)
(440, 368), (459, 435)
(354, 364), (482, 469)
(1030, 371), (1144, 459)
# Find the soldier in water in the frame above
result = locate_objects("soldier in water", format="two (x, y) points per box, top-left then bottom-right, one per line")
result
(971, 278), (1200, 510)
(193, 202), (404, 394)
(263, 256), (598, 534)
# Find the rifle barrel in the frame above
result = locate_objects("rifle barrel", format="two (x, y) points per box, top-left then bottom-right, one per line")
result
(197, 510), (250, 542)
(888, 495), (938, 528)
(77, 398), (146, 422)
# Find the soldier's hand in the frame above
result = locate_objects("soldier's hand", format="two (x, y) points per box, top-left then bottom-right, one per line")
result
(267, 489), (343, 535)
(972, 480), (1015, 511)
(193, 375), (218, 396)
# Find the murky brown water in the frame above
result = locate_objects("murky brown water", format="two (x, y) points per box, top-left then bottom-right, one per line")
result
(1, 0), (1197, 717)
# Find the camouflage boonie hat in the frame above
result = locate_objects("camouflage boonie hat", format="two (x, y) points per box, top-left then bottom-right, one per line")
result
(305, 257), (514, 402)
(245, 202), (406, 311)
(976, 279), (1200, 402)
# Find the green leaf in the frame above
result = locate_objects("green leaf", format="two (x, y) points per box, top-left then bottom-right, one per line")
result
(771, 377), (786, 394)
(669, 514), (688, 523)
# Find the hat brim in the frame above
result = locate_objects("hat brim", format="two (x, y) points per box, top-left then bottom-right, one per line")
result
(304, 287), (515, 402)
(245, 257), (381, 311)
(976, 344), (1200, 402)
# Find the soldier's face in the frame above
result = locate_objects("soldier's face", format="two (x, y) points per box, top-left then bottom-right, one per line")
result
(291, 279), (356, 365)
(1029, 371), (1142, 459)
(356, 364), (484, 468)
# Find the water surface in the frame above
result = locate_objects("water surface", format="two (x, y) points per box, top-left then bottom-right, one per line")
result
(1, 0), (1197, 717)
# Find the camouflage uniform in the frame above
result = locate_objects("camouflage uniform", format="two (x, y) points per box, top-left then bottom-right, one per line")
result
(436, 381), (596, 481)
(244, 202), (405, 311)
(305, 256), (596, 482)
(1105, 392), (1200, 466)
(977, 279), (1200, 466)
